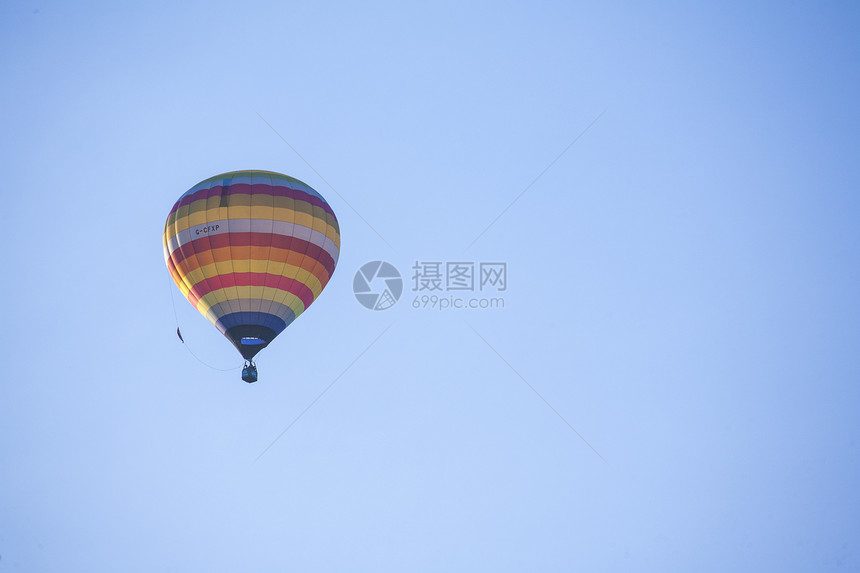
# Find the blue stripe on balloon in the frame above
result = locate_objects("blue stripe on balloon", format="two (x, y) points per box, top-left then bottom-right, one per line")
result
(217, 312), (287, 334)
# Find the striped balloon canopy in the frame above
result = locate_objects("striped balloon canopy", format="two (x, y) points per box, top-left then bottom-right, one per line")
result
(163, 170), (340, 360)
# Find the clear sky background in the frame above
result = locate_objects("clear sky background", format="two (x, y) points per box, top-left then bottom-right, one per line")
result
(2, 1), (859, 571)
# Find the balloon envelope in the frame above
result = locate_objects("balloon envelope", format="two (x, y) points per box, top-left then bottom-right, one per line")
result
(163, 170), (340, 359)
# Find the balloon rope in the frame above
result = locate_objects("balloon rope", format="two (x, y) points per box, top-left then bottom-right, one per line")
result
(165, 269), (241, 372)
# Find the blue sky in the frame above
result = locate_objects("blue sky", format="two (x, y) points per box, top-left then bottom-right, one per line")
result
(2, 1), (859, 571)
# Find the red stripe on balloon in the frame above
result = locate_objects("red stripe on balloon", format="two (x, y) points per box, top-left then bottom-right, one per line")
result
(169, 232), (336, 276)
(187, 272), (316, 309)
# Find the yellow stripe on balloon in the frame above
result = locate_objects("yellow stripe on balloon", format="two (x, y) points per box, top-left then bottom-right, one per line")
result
(165, 204), (338, 243)
(181, 261), (325, 297)
(196, 286), (306, 317)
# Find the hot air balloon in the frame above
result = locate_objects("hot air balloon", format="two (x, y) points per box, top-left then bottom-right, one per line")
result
(163, 170), (340, 383)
